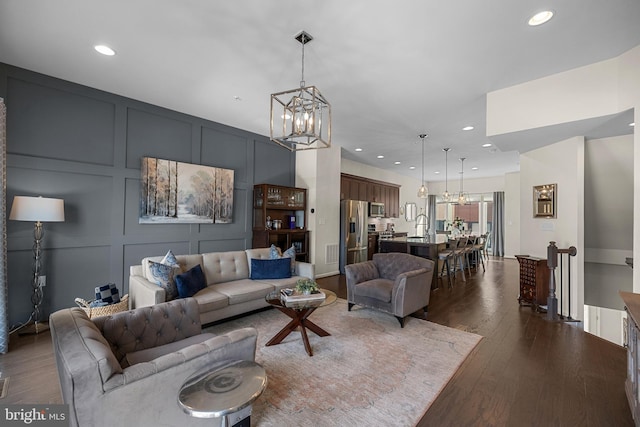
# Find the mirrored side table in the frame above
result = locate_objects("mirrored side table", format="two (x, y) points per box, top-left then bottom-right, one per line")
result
(179, 359), (267, 427)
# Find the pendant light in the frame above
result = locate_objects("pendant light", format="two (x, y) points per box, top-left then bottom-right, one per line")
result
(457, 157), (469, 205)
(442, 148), (451, 202)
(270, 31), (331, 151)
(417, 134), (428, 198)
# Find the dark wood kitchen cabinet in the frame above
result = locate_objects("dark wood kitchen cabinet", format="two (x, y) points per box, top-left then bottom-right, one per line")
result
(340, 174), (400, 218)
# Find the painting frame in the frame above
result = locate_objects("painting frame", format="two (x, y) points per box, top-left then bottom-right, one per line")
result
(139, 157), (234, 224)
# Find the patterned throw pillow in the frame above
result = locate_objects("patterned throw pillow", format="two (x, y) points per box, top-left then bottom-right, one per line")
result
(161, 250), (180, 269)
(282, 245), (296, 260)
(269, 244), (297, 274)
(269, 244), (281, 259)
(147, 260), (178, 301)
(94, 283), (120, 304)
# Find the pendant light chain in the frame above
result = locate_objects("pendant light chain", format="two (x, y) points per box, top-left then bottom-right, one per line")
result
(458, 157), (467, 205)
(445, 150), (447, 190)
(417, 133), (428, 198)
(421, 137), (425, 184)
(460, 158), (464, 193)
(443, 148), (451, 202)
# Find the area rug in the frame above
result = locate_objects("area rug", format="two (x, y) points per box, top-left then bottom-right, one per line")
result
(207, 299), (482, 426)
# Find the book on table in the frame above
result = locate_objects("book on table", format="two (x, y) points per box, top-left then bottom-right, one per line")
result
(280, 290), (325, 307)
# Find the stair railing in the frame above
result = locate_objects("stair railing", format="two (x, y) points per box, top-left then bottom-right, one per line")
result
(547, 241), (578, 321)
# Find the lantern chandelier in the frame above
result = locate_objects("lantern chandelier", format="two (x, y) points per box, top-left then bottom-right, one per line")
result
(270, 31), (331, 151)
(417, 133), (428, 199)
(457, 157), (470, 205)
(442, 148), (451, 202)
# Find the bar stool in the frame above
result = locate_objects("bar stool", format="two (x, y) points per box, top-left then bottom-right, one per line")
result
(472, 234), (486, 272)
(480, 233), (490, 261)
(437, 248), (454, 289)
(450, 237), (466, 282)
(461, 236), (475, 275)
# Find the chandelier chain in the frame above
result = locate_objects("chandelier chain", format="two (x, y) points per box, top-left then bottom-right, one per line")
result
(300, 34), (306, 87)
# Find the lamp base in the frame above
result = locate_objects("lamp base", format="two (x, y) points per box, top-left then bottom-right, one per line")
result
(18, 321), (50, 335)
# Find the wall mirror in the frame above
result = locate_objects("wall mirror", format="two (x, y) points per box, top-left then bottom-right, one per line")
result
(405, 202), (417, 221)
(533, 184), (556, 218)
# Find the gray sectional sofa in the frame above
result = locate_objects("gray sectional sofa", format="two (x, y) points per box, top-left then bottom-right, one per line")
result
(129, 247), (315, 325)
(49, 297), (258, 427)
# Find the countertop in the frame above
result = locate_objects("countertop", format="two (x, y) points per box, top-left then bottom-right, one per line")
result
(368, 231), (408, 237)
(379, 234), (449, 246)
(369, 231), (408, 240)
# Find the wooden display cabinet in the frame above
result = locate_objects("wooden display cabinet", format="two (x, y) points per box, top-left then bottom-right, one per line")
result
(515, 255), (550, 309)
(252, 184), (309, 262)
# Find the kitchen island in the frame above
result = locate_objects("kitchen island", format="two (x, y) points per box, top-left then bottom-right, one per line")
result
(379, 234), (449, 288)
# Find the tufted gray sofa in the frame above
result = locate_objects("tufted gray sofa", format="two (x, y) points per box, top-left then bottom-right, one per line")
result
(345, 252), (435, 327)
(49, 297), (258, 427)
(129, 247), (314, 325)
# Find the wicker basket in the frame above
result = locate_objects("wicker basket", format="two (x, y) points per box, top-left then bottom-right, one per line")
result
(74, 294), (129, 319)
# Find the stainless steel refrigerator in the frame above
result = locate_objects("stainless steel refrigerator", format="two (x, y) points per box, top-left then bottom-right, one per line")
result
(339, 200), (368, 274)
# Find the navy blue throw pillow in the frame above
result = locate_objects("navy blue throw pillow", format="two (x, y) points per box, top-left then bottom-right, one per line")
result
(250, 258), (292, 280)
(175, 264), (207, 298)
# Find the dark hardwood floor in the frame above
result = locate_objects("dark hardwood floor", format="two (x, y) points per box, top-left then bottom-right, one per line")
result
(317, 257), (632, 427)
(0, 256), (632, 426)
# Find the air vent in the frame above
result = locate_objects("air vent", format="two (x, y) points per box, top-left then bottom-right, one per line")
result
(325, 244), (339, 264)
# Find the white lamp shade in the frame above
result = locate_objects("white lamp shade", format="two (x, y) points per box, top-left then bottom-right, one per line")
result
(9, 196), (65, 222)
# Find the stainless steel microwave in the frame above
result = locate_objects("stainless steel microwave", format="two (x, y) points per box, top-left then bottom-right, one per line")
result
(369, 202), (385, 217)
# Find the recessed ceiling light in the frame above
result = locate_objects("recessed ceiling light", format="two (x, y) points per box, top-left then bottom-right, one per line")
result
(434, 171), (440, 174)
(394, 161), (401, 165)
(528, 10), (554, 26)
(482, 143), (492, 148)
(462, 126), (474, 131)
(630, 122), (636, 127)
(471, 167), (478, 171)
(355, 148), (363, 152)
(409, 166), (416, 170)
(94, 45), (116, 56)
(377, 155), (384, 159)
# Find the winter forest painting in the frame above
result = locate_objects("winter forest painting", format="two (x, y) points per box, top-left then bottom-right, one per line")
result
(139, 157), (234, 224)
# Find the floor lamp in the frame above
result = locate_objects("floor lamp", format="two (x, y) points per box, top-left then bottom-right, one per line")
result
(9, 196), (65, 334)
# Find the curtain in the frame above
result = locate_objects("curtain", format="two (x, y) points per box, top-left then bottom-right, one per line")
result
(492, 191), (505, 257)
(427, 194), (436, 237)
(0, 98), (8, 353)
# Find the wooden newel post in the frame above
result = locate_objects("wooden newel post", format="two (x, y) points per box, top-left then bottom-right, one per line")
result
(547, 241), (558, 320)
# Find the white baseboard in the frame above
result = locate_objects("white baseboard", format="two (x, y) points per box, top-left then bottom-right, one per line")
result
(316, 270), (341, 279)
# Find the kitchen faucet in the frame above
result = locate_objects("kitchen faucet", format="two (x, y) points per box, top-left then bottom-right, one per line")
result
(415, 213), (428, 237)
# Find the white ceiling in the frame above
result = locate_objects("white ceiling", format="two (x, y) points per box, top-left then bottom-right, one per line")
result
(1, 1), (638, 182)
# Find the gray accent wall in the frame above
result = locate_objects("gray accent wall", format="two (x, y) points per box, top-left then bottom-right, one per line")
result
(1, 63), (295, 327)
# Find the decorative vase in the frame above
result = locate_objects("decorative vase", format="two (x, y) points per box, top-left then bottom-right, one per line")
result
(302, 290), (311, 295)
